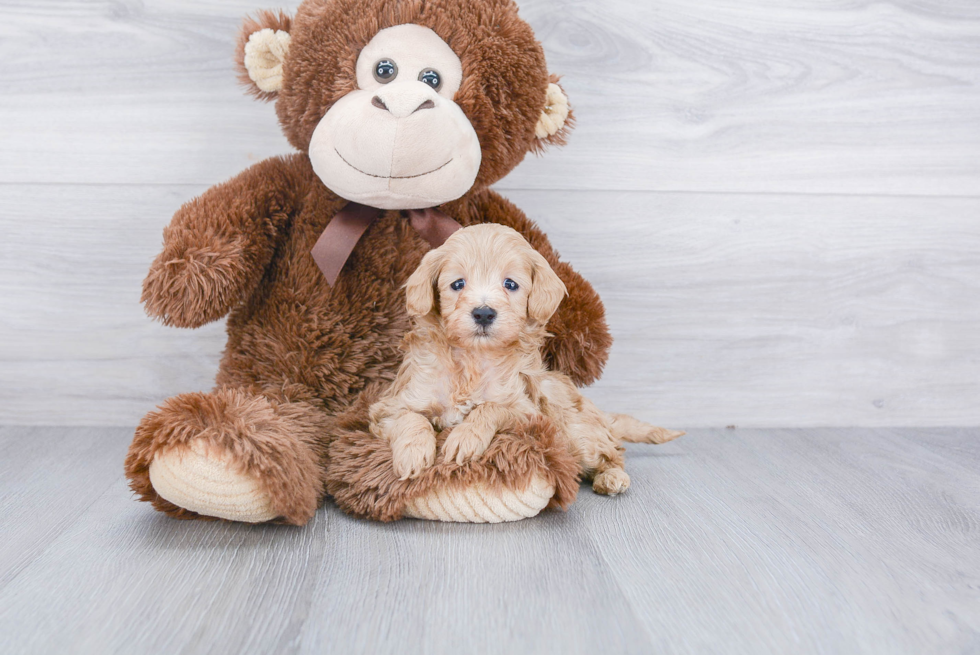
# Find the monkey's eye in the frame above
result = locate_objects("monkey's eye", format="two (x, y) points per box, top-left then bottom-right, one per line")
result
(503, 278), (519, 291)
(450, 279), (465, 291)
(374, 59), (398, 83)
(418, 69), (442, 90)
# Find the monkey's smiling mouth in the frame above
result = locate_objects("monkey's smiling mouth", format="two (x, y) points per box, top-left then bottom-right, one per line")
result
(335, 148), (453, 180)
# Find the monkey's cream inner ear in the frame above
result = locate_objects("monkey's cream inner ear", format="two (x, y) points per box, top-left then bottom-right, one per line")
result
(535, 83), (570, 139)
(244, 28), (291, 93)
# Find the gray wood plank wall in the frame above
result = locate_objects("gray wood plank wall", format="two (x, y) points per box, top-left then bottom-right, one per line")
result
(1, 0), (978, 427)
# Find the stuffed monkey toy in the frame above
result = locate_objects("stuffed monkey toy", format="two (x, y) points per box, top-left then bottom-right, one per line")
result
(125, 0), (612, 524)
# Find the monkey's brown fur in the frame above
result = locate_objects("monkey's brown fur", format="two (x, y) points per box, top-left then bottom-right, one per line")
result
(125, 0), (611, 524)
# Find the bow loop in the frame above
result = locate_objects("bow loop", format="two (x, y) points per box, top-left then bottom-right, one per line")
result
(311, 202), (462, 286)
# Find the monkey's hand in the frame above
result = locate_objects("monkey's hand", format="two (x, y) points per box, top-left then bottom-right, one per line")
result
(541, 260), (612, 387)
(142, 155), (309, 327)
(470, 189), (612, 387)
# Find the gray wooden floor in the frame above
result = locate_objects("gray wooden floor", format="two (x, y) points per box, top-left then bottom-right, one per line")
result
(1, 426), (977, 655)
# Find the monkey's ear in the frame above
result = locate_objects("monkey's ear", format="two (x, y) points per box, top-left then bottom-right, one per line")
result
(527, 249), (568, 324)
(534, 79), (573, 147)
(235, 10), (293, 100)
(405, 250), (445, 318)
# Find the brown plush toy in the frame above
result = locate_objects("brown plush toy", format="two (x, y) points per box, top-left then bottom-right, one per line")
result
(124, 0), (612, 525)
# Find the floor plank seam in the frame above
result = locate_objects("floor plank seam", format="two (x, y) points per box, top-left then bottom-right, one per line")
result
(578, 523), (660, 651)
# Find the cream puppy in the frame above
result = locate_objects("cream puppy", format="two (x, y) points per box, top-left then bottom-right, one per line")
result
(369, 224), (682, 494)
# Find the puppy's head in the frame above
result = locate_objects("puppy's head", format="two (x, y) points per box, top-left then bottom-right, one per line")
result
(405, 224), (567, 348)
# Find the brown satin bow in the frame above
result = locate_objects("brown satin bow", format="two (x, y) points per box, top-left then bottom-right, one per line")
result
(311, 202), (462, 286)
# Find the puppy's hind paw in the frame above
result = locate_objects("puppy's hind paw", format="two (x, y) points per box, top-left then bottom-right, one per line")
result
(592, 468), (631, 496)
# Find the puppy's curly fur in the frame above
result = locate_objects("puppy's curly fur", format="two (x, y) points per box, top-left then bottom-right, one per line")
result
(370, 224), (682, 494)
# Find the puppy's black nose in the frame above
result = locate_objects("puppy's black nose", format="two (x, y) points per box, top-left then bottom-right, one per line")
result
(472, 306), (497, 327)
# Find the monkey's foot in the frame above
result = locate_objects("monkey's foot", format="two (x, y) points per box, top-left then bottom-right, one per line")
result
(149, 440), (278, 523)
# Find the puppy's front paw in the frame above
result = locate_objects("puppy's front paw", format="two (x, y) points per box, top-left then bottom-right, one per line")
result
(442, 424), (492, 465)
(391, 433), (437, 480)
(592, 468), (631, 495)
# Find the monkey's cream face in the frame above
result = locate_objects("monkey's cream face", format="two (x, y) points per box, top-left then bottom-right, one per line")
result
(308, 24), (482, 210)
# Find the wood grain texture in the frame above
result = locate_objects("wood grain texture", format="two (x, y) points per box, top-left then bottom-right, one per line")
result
(524, 189), (980, 427)
(0, 0), (978, 194)
(579, 427), (980, 654)
(2, 184), (977, 427)
(0, 427), (130, 588)
(0, 426), (977, 654)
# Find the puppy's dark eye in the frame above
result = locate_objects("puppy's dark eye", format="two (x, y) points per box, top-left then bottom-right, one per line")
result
(374, 59), (398, 83)
(503, 278), (519, 291)
(450, 279), (465, 291)
(418, 69), (441, 90)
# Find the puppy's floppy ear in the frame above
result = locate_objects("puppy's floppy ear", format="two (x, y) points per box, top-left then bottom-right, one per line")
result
(405, 250), (445, 317)
(527, 249), (567, 324)
(235, 10), (293, 101)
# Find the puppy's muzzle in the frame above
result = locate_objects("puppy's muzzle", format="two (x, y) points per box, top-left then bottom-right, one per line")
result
(471, 305), (497, 327)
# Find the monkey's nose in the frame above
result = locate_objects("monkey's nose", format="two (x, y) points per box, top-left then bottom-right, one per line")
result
(472, 306), (497, 327)
(372, 96), (435, 115)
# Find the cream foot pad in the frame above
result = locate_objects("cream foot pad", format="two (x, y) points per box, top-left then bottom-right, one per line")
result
(149, 440), (278, 523)
(403, 473), (554, 523)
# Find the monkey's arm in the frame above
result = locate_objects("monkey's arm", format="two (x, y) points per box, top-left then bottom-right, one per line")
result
(142, 154), (311, 327)
(461, 190), (612, 386)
